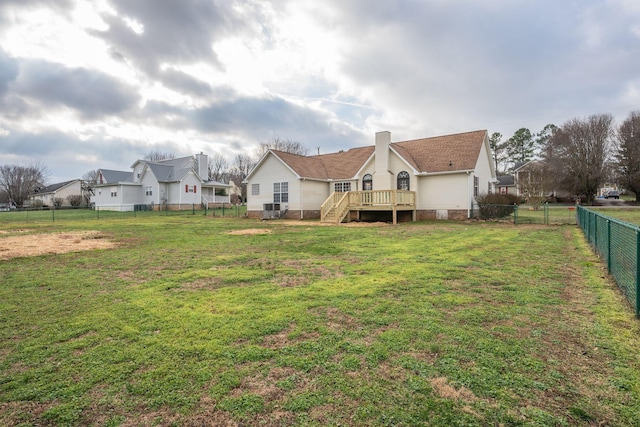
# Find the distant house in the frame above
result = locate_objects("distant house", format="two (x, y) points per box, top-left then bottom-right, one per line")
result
(496, 175), (516, 195)
(245, 130), (497, 223)
(514, 160), (571, 201)
(28, 179), (83, 207)
(92, 153), (231, 211)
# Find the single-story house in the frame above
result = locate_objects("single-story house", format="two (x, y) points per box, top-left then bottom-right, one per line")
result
(245, 130), (498, 223)
(92, 153), (231, 211)
(28, 179), (83, 207)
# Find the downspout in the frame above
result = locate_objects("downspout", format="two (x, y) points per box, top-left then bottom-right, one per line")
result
(300, 178), (304, 220)
(467, 171), (472, 219)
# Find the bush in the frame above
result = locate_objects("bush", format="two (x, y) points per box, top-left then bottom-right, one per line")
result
(475, 193), (517, 220)
(66, 194), (84, 207)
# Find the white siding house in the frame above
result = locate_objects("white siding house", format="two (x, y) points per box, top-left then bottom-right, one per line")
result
(92, 154), (231, 211)
(245, 130), (497, 222)
(28, 179), (84, 207)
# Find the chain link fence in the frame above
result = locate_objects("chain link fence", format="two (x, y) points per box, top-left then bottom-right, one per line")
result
(473, 203), (578, 225)
(577, 206), (640, 318)
(0, 204), (246, 224)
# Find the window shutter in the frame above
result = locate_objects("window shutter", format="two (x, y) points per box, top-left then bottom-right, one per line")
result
(194, 186), (197, 193)
(185, 184), (188, 192)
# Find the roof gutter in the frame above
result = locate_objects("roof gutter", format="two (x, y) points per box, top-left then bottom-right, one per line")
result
(416, 169), (474, 177)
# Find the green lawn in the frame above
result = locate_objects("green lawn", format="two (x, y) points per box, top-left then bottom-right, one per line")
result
(1, 217), (639, 426)
(590, 207), (640, 227)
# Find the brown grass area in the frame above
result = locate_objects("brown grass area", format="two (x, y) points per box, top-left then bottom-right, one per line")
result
(0, 231), (116, 260)
(260, 323), (321, 349)
(227, 229), (273, 235)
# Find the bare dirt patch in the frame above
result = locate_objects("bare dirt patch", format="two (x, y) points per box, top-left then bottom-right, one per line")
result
(227, 228), (273, 235)
(430, 377), (477, 401)
(0, 231), (116, 260)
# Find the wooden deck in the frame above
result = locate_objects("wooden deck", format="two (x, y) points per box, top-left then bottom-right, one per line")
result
(320, 190), (416, 224)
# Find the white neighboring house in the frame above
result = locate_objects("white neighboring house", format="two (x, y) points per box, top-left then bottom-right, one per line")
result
(245, 130), (497, 222)
(28, 179), (83, 207)
(92, 153), (231, 211)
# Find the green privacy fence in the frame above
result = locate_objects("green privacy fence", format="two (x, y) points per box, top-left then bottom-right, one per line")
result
(577, 206), (640, 318)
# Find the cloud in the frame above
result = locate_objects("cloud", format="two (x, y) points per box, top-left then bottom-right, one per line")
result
(0, 50), (18, 96)
(159, 67), (213, 97)
(90, 0), (243, 82)
(13, 59), (139, 119)
(142, 92), (368, 150)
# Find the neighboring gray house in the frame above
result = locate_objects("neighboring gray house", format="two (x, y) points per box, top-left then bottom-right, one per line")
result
(28, 179), (83, 207)
(92, 153), (231, 211)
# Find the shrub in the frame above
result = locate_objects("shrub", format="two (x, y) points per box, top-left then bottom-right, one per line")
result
(475, 193), (517, 220)
(66, 194), (84, 207)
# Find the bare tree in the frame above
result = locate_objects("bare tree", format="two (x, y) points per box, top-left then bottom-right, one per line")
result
(144, 150), (175, 162)
(517, 162), (553, 209)
(549, 114), (613, 204)
(81, 169), (99, 205)
(614, 111), (640, 201)
(0, 163), (48, 207)
(254, 137), (309, 158)
(208, 152), (229, 182)
(229, 153), (256, 203)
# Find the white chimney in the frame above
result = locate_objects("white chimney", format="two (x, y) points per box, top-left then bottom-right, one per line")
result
(373, 131), (393, 190)
(196, 152), (208, 181)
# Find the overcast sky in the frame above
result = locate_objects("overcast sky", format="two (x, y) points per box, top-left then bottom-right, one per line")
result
(1, 0), (639, 183)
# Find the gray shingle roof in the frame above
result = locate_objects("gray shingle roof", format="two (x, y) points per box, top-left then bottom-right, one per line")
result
(31, 180), (78, 195)
(99, 169), (133, 184)
(497, 175), (515, 186)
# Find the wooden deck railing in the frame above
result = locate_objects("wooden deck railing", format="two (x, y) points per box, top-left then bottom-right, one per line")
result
(347, 190), (415, 207)
(321, 190), (416, 223)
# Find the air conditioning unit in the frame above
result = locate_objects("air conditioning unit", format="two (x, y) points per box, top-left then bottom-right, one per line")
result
(263, 203), (282, 219)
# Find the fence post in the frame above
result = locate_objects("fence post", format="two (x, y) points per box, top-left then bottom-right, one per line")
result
(513, 204), (518, 225)
(636, 229), (640, 318)
(544, 202), (548, 225)
(607, 220), (611, 273)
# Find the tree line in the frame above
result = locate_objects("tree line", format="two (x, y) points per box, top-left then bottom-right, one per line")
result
(490, 111), (640, 204)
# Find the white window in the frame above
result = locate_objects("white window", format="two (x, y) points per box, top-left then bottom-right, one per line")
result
(251, 184), (260, 196)
(145, 186), (153, 196)
(185, 185), (197, 193)
(334, 182), (351, 192)
(474, 176), (479, 197)
(274, 182), (288, 203)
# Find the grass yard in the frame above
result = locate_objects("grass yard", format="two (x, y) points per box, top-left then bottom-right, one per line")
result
(590, 207), (640, 227)
(1, 216), (639, 426)
(514, 205), (578, 225)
